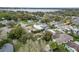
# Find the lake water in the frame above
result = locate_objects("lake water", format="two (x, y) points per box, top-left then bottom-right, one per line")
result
(0, 8), (61, 12)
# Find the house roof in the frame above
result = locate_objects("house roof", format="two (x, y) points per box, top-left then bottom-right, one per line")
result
(55, 34), (73, 44)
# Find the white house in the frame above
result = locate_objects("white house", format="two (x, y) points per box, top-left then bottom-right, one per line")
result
(33, 23), (48, 30)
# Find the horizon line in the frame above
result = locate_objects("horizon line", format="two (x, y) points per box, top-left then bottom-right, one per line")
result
(0, 7), (79, 9)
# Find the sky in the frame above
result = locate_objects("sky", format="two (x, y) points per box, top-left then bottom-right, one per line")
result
(0, 0), (79, 8)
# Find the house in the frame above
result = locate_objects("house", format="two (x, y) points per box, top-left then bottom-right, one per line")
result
(54, 34), (73, 45)
(67, 41), (79, 52)
(65, 44), (77, 52)
(33, 23), (48, 30)
(0, 43), (14, 52)
(0, 20), (16, 26)
(72, 17), (79, 25)
(72, 28), (79, 35)
(46, 29), (56, 36)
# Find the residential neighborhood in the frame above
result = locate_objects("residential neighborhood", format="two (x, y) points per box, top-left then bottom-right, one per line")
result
(0, 8), (79, 52)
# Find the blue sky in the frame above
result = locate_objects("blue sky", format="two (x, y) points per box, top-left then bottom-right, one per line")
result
(0, 0), (79, 8)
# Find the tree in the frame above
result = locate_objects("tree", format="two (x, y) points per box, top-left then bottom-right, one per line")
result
(42, 31), (52, 42)
(41, 14), (50, 24)
(63, 17), (72, 25)
(8, 24), (26, 39)
(53, 15), (63, 21)
(19, 32), (34, 44)
(50, 41), (68, 52)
